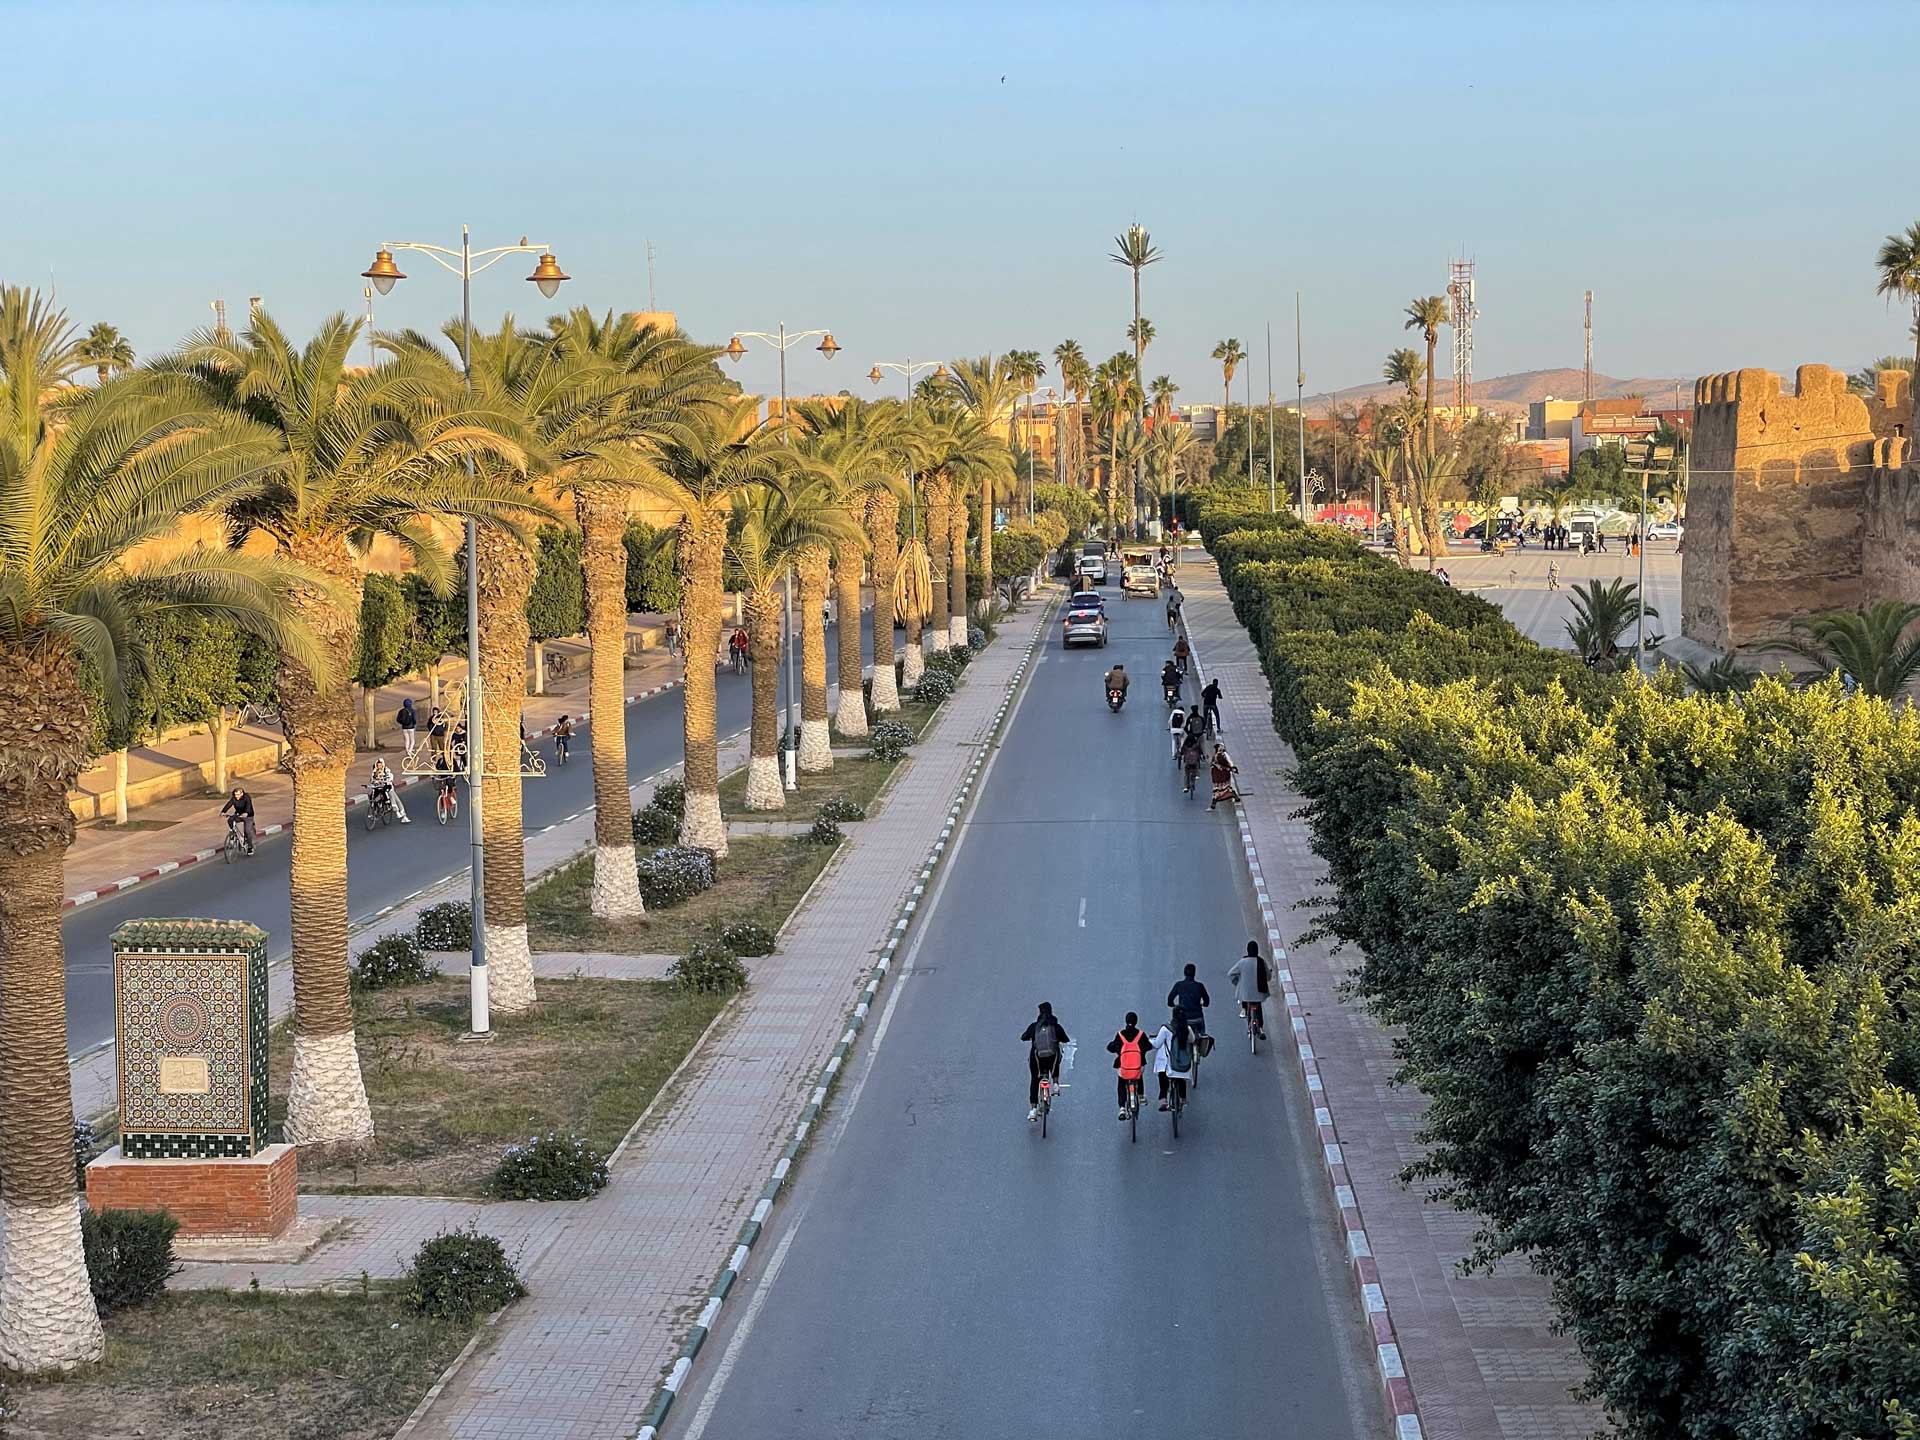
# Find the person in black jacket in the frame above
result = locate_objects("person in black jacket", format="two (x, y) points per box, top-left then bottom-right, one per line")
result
(1020, 1002), (1070, 1122)
(219, 786), (256, 854)
(1105, 1012), (1153, 1119)
(1167, 963), (1209, 1040)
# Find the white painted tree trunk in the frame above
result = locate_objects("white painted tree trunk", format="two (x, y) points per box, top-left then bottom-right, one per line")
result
(111, 750), (128, 826)
(484, 922), (537, 1012)
(834, 687), (869, 737)
(0, 1199), (103, 1371)
(680, 789), (727, 858)
(869, 664), (900, 713)
(211, 708), (230, 794)
(744, 755), (784, 810)
(948, 616), (968, 647)
(799, 718), (832, 772)
(285, 1029), (376, 1145)
(902, 642), (925, 688)
(927, 626), (949, 653)
(590, 843), (645, 919)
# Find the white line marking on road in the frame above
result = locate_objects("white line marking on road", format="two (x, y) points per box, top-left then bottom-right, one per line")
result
(1077, 897), (1086, 928)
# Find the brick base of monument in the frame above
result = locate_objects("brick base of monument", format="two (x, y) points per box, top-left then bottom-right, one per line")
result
(85, 1143), (297, 1239)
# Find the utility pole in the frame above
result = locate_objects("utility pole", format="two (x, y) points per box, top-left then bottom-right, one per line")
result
(1247, 364), (1256, 495)
(1265, 323), (1276, 513)
(646, 240), (657, 313)
(1295, 292), (1307, 521)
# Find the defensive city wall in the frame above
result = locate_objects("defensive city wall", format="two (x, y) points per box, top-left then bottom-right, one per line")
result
(1682, 363), (1918, 652)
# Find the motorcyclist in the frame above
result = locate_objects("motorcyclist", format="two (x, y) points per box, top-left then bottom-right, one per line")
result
(1172, 634), (1191, 674)
(368, 757), (409, 824)
(1104, 662), (1129, 700)
(1160, 658), (1182, 703)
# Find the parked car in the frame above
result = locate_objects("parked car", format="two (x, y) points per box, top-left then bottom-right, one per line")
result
(1646, 521), (1683, 540)
(1062, 604), (1107, 648)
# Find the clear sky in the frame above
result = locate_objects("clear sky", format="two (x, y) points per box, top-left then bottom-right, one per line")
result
(10, 1), (1919, 407)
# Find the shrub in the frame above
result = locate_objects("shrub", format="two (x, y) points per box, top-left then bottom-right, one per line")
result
(491, 1130), (611, 1201)
(74, 1118), (99, 1191)
(637, 845), (716, 908)
(82, 1208), (179, 1311)
(631, 801), (679, 847)
(869, 719), (914, 762)
(967, 624), (987, 650)
(415, 901), (472, 952)
(817, 794), (866, 824)
(648, 777), (687, 820)
(719, 921), (776, 957)
(406, 1226), (528, 1321)
(670, 940), (750, 994)
(353, 932), (438, 991)
(805, 817), (843, 847)
(912, 670), (954, 704)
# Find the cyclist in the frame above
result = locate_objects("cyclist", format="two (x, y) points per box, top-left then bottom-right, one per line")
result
(368, 757), (409, 824)
(1021, 1002), (1070, 1123)
(1152, 1008), (1196, 1110)
(1180, 730), (1206, 796)
(1105, 1012), (1152, 1121)
(1167, 962), (1210, 1047)
(1165, 584), (1183, 631)
(553, 715), (574, 764)
(219, 786), (256, 854)
(1228, 939), (1270, 1039)
(1168, 704), (1188, 760)
(1200, 676), (1223, 735)
(729, 627), (750, 674)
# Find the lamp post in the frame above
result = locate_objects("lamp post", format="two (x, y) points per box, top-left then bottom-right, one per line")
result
(359, 228), (569, 1037)
(866, 359), (946, 534)
(725, 325), (841, 791)
(1296, 292), (1307, 522)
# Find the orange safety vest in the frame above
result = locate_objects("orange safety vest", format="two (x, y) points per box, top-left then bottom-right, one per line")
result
(1117, 1031), (1145, 1080)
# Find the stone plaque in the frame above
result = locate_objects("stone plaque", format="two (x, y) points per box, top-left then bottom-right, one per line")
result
(112, 918), (269, 1159)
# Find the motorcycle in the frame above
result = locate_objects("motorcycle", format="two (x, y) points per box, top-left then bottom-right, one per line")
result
(1162, 681), (1181, 709)
(1106, 686), (1127, 712)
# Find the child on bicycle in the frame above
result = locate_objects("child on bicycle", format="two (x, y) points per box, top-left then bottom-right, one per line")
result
(1105, 1012), (1152, 1121)
(554, 715), (574, 762)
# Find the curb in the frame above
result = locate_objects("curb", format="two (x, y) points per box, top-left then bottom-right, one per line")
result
(1183, 560), (1426, 1440)
(634, 601), (1054, 1440)
(60, 676), (689, 913)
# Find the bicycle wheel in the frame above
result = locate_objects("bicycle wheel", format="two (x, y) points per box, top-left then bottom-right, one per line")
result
(223, 831), (238, 864)
(1040, 1098), (1047, 1140)
(364, 805), (377, 832)
(1171, 1095), (1180, 1140)
(1129, 1090), (1138, 1144)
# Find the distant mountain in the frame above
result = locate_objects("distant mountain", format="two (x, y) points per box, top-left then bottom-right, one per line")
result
(1311, 367), (1687, 416)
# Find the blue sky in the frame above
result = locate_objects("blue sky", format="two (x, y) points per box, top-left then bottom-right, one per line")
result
(9, 1), (1918, 406)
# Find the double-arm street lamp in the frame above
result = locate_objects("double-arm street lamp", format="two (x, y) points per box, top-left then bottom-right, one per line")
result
(359, 228), (569, 1036)
(724, 325), (841, 790)
(866, 358), (946, 533)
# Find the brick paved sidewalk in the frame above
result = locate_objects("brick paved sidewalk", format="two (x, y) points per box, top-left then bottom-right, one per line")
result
(1180, 554), (1607, 1440)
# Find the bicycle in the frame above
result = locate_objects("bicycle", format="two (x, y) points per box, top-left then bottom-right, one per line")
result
(435, 778), (459, 826)
(1123, 1076), (1144, 1145)
(553, 732), (572, 766)
(1036, 1068), (1059, 1139)
(222, 816), (250, 864)
(545, 651), (572, 683)
(1246, 1003), (1261, 1055)
(1168, 1074), (1187, 1139)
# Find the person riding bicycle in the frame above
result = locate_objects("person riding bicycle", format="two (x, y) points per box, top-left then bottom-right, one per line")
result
(729, 627), (750, 671)
(1168, 704), (1188, 759)
(1152, 1008), (1196, 1110)
(1172, 634), (1191, 674)
(1180, 730), (1206, 794)
(1104, 662), (1128, 698)
(1200, 676), (1223, 735)
(368, 758), (409, 824)
(219, 786), (257, 854)
(1228, 939), (1271, 1039)
(1165, 585), (1183, 630)
(1106, 1012), (1153, 1121)
(554, 715), (574, 762)
(1022, 1002), (1070, 1123)
(1167, 962), (1210, 1046)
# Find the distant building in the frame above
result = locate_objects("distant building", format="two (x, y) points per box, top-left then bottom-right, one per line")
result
(1180, 404), (1227, 443)
(1571, 398), (1662, 455)
(1513, 439), (1571, 475)
(1527, 397), (1580, 441)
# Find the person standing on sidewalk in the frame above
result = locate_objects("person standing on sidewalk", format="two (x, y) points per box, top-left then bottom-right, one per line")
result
(396, 697), (418, 762)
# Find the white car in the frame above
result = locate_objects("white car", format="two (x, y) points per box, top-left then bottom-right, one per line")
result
(1077, 553), (1107, 584)
(1646, 521), (1683, 541)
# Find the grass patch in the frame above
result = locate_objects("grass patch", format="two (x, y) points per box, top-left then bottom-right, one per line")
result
(718, 752), (899, 822)
(7, 1284), (483, 1440)
(267, 976), (727, 1195)
(526, 835), (833, 958)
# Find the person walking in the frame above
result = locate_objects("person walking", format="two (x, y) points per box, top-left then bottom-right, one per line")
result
(396, 697), (419, 761)
(428, 704), (451, 769)
(1547, 559), (1561, 592)
(1208, 744), (1239, 811)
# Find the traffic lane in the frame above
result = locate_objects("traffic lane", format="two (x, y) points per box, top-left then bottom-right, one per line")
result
(677, 595), (1373, 1438)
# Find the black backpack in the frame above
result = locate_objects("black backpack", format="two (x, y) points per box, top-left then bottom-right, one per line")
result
(1032, 1020), (1059, 1061)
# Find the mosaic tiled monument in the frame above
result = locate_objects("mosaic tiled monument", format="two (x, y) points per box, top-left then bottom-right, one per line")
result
(85, 918), (297, 1239)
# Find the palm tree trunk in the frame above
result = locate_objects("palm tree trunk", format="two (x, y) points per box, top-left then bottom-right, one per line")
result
(1132, 272), (1144, 534)
(744, 588), (784, 809)
(976, 474), (994, 616)
(1422, 484), (1450, 565)
(0, 644), (105, 1370)
(925, 474), (951, 653)
(474, 524), (536, 1013)
(867, 493), (901, 711)
(678, 508), (728, 856)
(1424, 334), (1437, 457)
(276, 537), (374, 1146)
(1386, 477), (1414, 566)
(797, 547), (832, 772)
(832, 539), (869, 735)
(578, 486), (643, 917)
(948, 485), (969, 646)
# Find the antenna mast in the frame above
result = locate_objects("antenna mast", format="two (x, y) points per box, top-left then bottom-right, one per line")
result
(1447, 257), (1477, 421)
(646, 240), (657, 313)
(1584, 290), (1594, 402)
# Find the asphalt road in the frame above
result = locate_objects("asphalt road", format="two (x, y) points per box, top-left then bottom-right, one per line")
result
(672, 583), (1376, 1439)
(61, 613), (870, 1054)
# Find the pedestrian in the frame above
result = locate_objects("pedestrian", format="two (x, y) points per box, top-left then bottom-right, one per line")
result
(428, 705), (451, 769)
(1201, 676), (1223, 735)
(1208, 744), (1239, 811)
(396, 697), (418, 761)
(1547, 559), (1561, 591)
(1227, 940), (1270, 1039)
(663, 617), (680, 658)
(1436, 566), (1452, 587)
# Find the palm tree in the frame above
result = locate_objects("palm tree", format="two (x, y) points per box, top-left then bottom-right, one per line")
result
(1212, 338), (1247, 426)
(1679, 654), (1757, 696)
(74, 322), (135, 385)
(1053, 340), (1091, 488)
(0, 303), (324, 1370)
(1367, 444), (1413, 566)
(187, 312), (537, 1143)
(639, 398), (787, 853)
(1149, 374), (1179, 421)
(1405, 296), (1449, 453)
(1405, 444), (1458, 566)
(0, 285), (85, 416)
(1127, 316), (1156, 356)
(1875, 223), (1920, 377)
(868, 400), (926, 707)
(942, 356), (1022, 615)
(1148, 420), (1197, 512)
(1384, 347), (1425, 402)
(730, 471), (858, 801)
(1110, 225), (1162, 534)
(1760, 599), (1920, 699)
(1849, 355), (1912, 395)
(1112, 417), (1150, 527)
(1005, 348), (1045, 458)
(544, 309), (729, 918)
(1566, 577), (1658, 669)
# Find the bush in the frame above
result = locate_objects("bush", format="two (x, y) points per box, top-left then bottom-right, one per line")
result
(82, 1208), (179, 1311)
(967, 624), (987, 651)
(719, 921), (776, 957)
(74, 1118), (99, 1191)
(491, 1130), (611, 1201)
(869, 719), (914, 762)
(817, 794), (866, 824)
(911, 670), (954, 704)
(636, 845), (716, 908)
(406, 1226), (528, 1321)
(631, 801), (679, 847)
(670, 940), (750, 994)
(415, 901), (472, 952)
(805, 817), (843, 847)
(648, 778), (686, 820)
(353, 932), (438, 991)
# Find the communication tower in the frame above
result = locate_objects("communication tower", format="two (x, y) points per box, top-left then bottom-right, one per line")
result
(1447, 258), (1477, 418)
(1584, 290), (1594, 402)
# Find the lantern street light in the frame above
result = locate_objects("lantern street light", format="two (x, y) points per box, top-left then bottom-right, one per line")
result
(356, 227), (568, 1037)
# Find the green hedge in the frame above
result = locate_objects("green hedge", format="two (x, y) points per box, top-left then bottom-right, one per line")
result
(1210, 516), (1920, 1437)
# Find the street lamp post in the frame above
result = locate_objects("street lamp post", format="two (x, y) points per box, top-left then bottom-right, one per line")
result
(1296, 293), (1307, 522)
(725, 325), (841, 791)
(360, 228), (570, 1037)
(869, 359), (946, 678)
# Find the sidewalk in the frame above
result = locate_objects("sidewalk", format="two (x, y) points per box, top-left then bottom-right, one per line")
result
(1180, 553), (1605, 1440)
